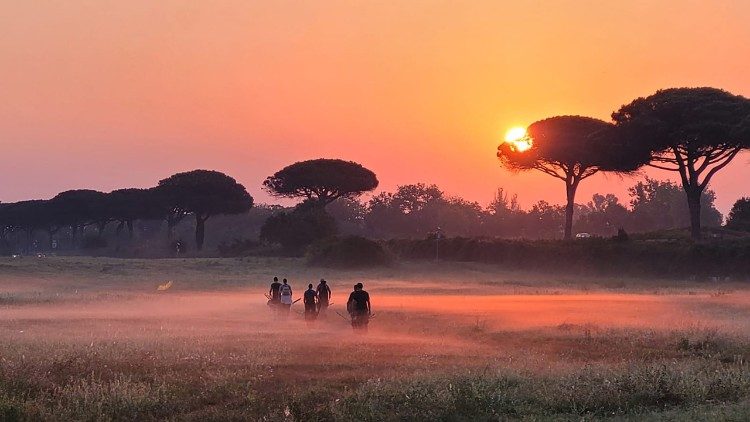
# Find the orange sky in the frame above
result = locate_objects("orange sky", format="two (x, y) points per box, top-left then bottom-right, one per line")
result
(2, 1), (749, 214)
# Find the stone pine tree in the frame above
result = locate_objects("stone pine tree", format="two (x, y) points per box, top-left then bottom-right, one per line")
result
(611, 87), (750, 240)
(497, 116), (647, 239)
(157, 170), (253, 250)
(260, 159), (377, 254)
(263, 159), (378, 207)
(49, 190), (108, 240)
(108, 188), (165, 238)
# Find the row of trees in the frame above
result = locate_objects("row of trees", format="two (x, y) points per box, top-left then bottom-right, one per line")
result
(1, 157), (747, 256)
(0, 170), (253, 251)
(205, 179), (747, 256)
(325, 180), (727, 240)
(3, 85), (750, 255)
(498, 87), (750, 240)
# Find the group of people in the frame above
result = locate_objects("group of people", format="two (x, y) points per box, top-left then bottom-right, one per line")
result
(267, 277), (372, 330)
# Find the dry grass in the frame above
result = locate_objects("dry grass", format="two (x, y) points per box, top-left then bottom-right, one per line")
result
(0, 256), (749, 420)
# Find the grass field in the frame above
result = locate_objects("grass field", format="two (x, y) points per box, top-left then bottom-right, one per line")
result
(1, 256), (750, 420)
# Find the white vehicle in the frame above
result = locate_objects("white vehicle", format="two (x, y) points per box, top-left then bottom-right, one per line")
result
(575, 232), (592, 239)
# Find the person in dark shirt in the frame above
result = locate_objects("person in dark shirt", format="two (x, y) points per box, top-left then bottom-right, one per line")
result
(269, 277), (282, 304)
(347, 283), (371, 330)
(303, 283), (318, 322)
(316, 279), (331, 313)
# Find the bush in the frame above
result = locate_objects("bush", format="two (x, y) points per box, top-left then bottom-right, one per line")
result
(260, 204), (337, 256)
(306, 236), (391, 268)
(386, 237), (750, 278)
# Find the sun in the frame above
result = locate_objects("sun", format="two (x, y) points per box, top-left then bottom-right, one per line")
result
(503, 126), (532, 152)
(505, 127), (526, 143)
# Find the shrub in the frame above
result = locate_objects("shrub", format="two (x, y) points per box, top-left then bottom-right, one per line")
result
(306, 236), (391, 268)
(260, 204), (337, 256)
(386, 237), (750, 278)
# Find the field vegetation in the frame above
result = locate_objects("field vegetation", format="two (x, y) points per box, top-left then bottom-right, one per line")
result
(1, 257), (749, 420)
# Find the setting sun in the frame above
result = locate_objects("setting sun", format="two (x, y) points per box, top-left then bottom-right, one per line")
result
(505, 127), (527, 143)
(504, 127), (533, 152)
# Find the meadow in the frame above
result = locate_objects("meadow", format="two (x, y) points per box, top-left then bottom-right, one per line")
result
(1, 256), (750, 421)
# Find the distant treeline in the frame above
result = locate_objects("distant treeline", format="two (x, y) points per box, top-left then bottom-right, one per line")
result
(1, 141), (750, 259)
(0, 170), (253, 255)
(330, 178), (724, 240)
(1, 173), (748, 258)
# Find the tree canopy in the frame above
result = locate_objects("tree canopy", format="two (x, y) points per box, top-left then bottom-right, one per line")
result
(611, 87), (750, 239)
(263, 159), (378, 206)
(260, 204), (337, 255)
(727, 198), (750, 232)
(108, 188), (164, 238)
(627, 177), (722, 232)
(365, 184), (485, 238)
(50, 190), (110, 237)
(497, 115), (647, 239)
(158, 170), (254, 250)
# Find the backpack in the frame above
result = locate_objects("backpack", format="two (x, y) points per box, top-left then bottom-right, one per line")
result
(280, 284), (292, 296)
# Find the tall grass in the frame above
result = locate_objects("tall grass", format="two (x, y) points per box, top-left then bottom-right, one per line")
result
(286, 362), (750, 421)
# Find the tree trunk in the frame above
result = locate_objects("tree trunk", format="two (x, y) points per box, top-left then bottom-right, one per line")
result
(115, 220), (135, 239)
(686, 187), (702, 241)
(564, 180), (578, 240)
(195, 214), (207, 251)
(45, 228), (57, 250)
(167, 216), (176, 240)
(23, 228), (35, 254)
(97, 221), (107, 237)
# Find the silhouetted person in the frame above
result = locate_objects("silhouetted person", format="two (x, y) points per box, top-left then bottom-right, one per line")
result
(316, 279), (331, 313)
(347, 282), (371, 331)
(279, 278), (293, 315)
(303, 283), (318, 322)
(269, 277), (281, 304)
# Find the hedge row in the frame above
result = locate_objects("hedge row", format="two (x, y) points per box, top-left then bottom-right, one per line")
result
(386, 237), (750, 278)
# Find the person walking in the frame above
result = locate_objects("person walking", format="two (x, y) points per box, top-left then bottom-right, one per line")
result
(269, 277), (281, 304)
(279, 278), (293, 315)
(346, 282), (371, 331)
(303, 283), (318, 323)
(316, 279), (331, 314)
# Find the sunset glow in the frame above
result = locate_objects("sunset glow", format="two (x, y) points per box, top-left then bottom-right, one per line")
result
(0, 1), (749, 213)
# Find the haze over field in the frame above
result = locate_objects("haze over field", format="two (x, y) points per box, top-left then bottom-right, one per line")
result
(2, 1), (750, 212)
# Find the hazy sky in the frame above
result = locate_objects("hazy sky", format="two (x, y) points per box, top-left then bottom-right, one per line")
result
(2, 1), (749, 214)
